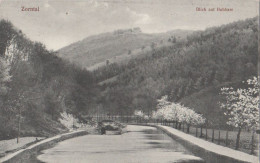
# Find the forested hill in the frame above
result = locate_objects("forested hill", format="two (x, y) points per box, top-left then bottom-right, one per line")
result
(57, 28), (192, 70)
(93, 17), (258, 128)
(0, 20), (99, 139)
(0, 16), (257, 139)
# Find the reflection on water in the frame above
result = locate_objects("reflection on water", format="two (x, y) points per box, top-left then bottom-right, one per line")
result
(37, 125), (204, 163)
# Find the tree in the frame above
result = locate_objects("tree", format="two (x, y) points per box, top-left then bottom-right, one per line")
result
(134, 110), (145, 122)
(44, 92), (61, 120)
(134, 110), (144, 117)
(0, 57), (12, 139)
(59, 112), (86, 131)
(106, 60), (110, 66)
(91, 17), (257, 125)
(0, 58), (11, 95)
(150, 42), (156, 50)
(0, 19), (103, 140)
(153, 96), (205, 131)
(171, 36), (177, 43)
(220, 76), (259, 150)
(0, 20), (15, 57)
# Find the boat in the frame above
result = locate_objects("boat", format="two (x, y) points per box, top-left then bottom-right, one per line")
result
(98, 120), (126, 135)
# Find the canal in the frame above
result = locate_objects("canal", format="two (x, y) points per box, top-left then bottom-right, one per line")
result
(37, 125), (204, 163)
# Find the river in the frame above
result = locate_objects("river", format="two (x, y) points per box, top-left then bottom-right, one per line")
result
(37, 125), (204, 163)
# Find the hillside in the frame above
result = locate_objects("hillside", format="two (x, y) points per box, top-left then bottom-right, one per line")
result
(58, 28), (193, 70)
(91, 17), (258, 128)
(0, 20), (99, 139)
(0, 16), (257, 140)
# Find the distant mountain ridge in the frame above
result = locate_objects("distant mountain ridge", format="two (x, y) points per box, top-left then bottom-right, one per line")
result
(57, 28), (193, 70)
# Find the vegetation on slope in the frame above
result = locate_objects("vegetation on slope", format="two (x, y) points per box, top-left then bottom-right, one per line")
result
(92, 17), (258, 128)
(0, 20), (98, 139)
(0, 16), (257, 140)
(58, 28), (192, 70)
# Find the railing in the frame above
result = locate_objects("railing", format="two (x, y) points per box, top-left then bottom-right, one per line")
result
(84, 115), (136, 123)
(140, 119), (257, 155)
(83, 115), (257, 155)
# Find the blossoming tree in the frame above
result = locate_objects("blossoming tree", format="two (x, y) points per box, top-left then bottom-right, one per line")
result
(152, 95), (205, 132)
(134, 110), (144, 122)
(220, 76), (259, 150)
(59, 112), (86, 131)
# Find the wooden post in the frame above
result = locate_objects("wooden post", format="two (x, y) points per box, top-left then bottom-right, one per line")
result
(218, 130), (220, 145)
(225, 131), (228, 146)
(17, 108), (21, 144)
(235, 127), (242, 150)
(212, 129), (214, 142)
(205, 127), (208, 140)
(200, 127), (203, 138)
(196, 127), (198, 137)
(250, 129), (255, 155)
(187, 125), (190, 133)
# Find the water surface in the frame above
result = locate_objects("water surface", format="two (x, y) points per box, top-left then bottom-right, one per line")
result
(37, 125), (204, 163)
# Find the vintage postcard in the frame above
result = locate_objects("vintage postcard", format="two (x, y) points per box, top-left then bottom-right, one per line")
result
(0, 0), (259, 162)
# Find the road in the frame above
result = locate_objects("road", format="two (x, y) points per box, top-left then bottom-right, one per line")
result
(37, 125), (204, 163)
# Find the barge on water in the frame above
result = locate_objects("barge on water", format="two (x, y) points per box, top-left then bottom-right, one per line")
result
(98, 120), (126, 135)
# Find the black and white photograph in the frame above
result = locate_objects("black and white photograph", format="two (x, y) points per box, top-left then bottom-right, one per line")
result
(0, 0), (259, 162)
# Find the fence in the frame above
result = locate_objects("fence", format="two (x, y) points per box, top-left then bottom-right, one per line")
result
(83, 115), (257, 155)
(142, 119), (257, 155)
(83, 115), (137, 123)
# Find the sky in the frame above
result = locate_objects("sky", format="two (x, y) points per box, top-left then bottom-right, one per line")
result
(0, 0), (258, 50)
